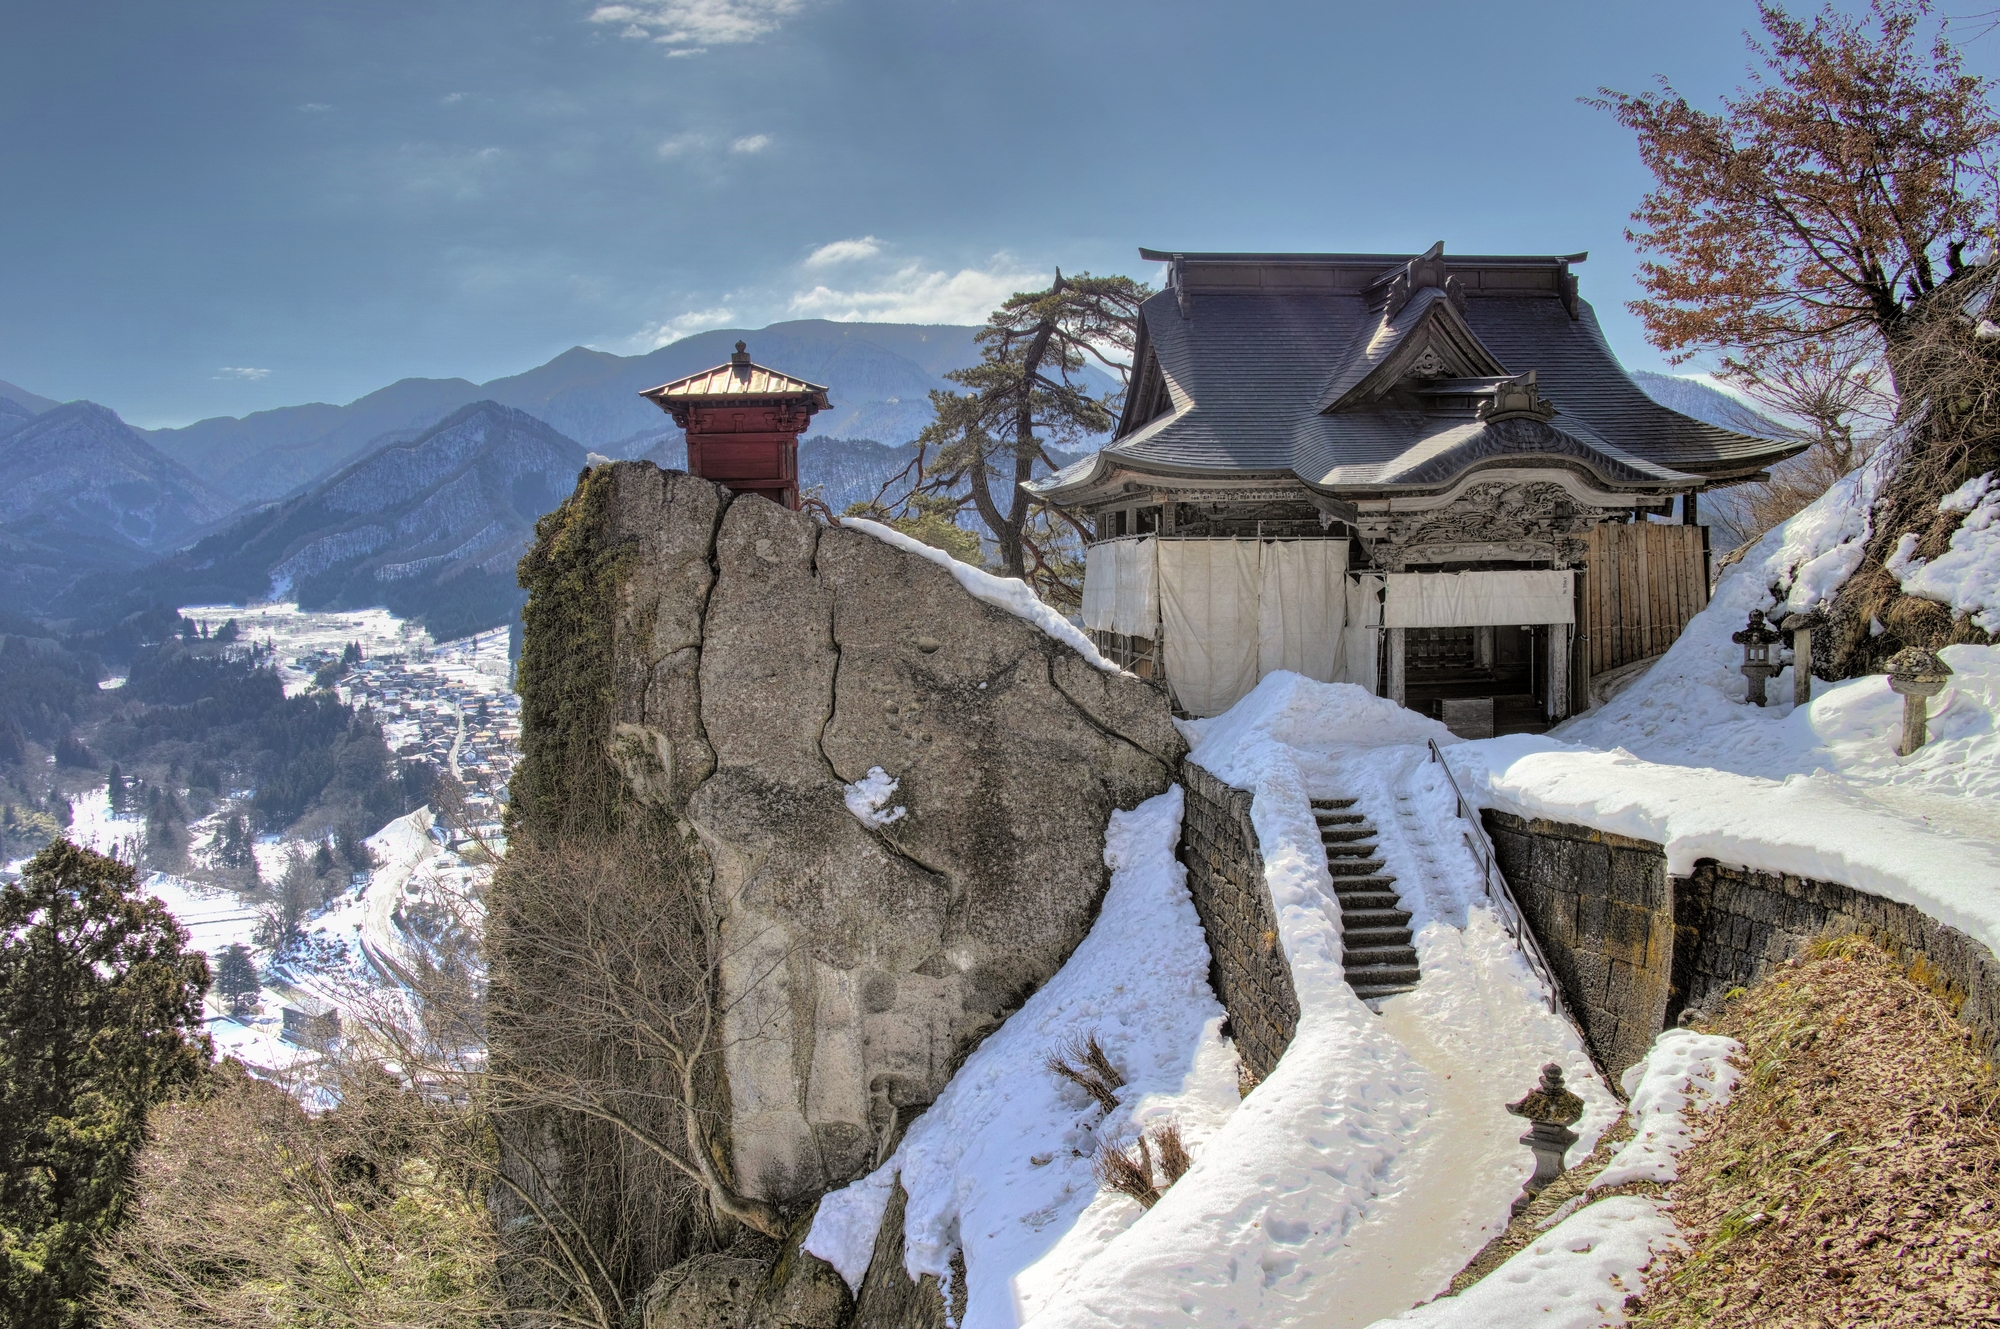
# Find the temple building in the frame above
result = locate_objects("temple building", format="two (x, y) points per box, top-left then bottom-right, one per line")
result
(1026, 245), (1804, 732)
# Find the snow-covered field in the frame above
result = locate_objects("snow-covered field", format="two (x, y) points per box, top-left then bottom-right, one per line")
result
(53, 785), (488, 1081)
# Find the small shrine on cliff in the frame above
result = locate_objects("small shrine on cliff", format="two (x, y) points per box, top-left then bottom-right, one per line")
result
(1028, 245), (1805, 731)
(640, 340), (831, 510)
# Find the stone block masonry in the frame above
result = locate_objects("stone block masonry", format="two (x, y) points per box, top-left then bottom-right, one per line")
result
(1178, 761), (1299, 1083)
(1484, 811), (1675, 1078)
(1485, 809), (2000, 1078)
(1674, 861), (2000, 1056)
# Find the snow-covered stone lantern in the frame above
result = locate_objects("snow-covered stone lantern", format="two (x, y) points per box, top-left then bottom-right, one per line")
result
(1887, 646), (1954, 756)
(1506, 1062), (1584, 1215)
(1732, 609), (1784, 706)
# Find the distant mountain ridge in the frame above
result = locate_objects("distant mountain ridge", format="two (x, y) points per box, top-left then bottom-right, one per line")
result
(0, 402), (237, 616)
(1630, 371), (1789, 438)
(123, 401), (587, 641)
(133, 321), (1122, 505)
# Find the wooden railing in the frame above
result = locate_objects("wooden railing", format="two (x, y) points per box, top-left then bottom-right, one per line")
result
(1425, 738), (1572, 1023)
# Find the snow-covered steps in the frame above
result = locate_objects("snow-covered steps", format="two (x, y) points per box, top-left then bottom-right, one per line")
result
(1314, 798), (1422, 999)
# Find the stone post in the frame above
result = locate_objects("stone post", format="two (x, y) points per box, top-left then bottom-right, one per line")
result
(1778, 607), (1825, 708)
(1506, 1062), (1584, 1215)
(1887, 646), (1954, 756)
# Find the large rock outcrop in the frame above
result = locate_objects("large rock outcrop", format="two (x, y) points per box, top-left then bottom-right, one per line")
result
(519, 460), (1183, 1227)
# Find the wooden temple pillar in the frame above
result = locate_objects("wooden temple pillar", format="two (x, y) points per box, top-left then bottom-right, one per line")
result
(1546, 625), (1572, 721)
(1385, 627), (1407, 705)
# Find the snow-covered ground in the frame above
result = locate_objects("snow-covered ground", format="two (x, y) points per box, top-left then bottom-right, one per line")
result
(180, 602), (428, 696)
(808, 458), (2000, 1326)
(1455, 460), (2000, 959)
(52, 784), (488, 1082)
(809, 676), (1615, 1328)
(1387, 1029), (1739, 1329)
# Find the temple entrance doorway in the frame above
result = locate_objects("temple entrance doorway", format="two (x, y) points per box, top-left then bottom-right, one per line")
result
(1402, 624), (1551, 736)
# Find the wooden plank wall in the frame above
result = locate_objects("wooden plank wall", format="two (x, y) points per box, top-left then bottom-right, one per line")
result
(1581, 523), (1710, 678)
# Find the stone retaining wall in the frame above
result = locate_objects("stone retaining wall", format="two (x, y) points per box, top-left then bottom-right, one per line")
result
(1674, 861), (2000, 1055)
(1485, 809), (2000, 1076)
(1178, 762), (1298, 1083)
(1484, 811), (1675, 1078)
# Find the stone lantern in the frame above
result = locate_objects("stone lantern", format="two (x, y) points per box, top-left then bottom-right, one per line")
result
(1506, 1062), (1584, 1215)
(1887, 646), (1954, 756)
(1732, 609), (1784, 706)
(1776, 606), (1826, 708)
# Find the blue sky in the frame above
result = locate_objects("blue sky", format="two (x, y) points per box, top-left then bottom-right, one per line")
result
(6, 0), (1998, 428)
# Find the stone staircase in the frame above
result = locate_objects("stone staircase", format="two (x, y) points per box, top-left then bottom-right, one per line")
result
(1312, 798), (1421, 1000)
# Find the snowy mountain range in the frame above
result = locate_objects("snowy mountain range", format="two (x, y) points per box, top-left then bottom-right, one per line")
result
(0, 401), (237, 616)
(130, 321), (1119, 506)
(121, 402), (588, 641)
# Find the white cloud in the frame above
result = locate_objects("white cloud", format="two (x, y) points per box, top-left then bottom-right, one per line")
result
(441, 91), (465, 104)
(214, 367), (271, 381)
(656, 132), (705, 158)
(730, 134), (771, 154)
(787, 257), (1042, 326)
(299, 103), (332, 113)
(589, 0), (805, 56)
(805, 236), (882, 267)
(636, 305), (738, 350)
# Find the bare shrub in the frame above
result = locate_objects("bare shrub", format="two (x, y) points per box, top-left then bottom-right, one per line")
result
(93, 1059), (504, 1329)
(1093, 1120), (1195, 1210)
(1045, 1032), (1124, 1113)
(1095, 1133), (1161, 1208)
(1153, 1120), (1192, 1185)
(487, 816), (792, 1264)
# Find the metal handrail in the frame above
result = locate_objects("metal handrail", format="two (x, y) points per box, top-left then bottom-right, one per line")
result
(1426, 738), (1573, 1024)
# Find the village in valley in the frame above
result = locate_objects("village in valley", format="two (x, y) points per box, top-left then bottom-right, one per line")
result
(23, 606), (520, 1082)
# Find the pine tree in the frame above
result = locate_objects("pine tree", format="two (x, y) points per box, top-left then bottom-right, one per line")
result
(107, 764), (127, 815)
(212, 943), (260, 1016)
(0, 840), (211, 1328)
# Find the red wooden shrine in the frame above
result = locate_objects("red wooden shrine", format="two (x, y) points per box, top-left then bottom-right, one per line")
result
(639, 341), (832, 510)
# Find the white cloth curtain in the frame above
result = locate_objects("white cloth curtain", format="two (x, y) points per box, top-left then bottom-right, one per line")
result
(1081, 541), (1117, 632)
(1158, 540), (1263, 718)
(1382, 570), (1575, 628)
(1080, 539), (1159, 637)
(1338, 573), (1384, 692)
(1111, 537), (1158, 637)
(1258, 540), (1348, 684)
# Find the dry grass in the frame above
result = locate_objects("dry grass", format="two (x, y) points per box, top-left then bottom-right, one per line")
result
(1047, 1032), (1124, 1114)
(1093, 1121), (1195, 1210)
(1154, 1120), (1192, 1185)
(1635, 936), (2000, 1326)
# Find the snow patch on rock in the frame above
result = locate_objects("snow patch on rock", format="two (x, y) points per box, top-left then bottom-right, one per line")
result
(842, 518), (1120, 673)
(842, 766), (907, 827)
(1889, 470), (2000, 631)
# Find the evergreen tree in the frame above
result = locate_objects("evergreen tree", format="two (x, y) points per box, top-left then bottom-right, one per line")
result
(212, 943), (259, 1016)
(866, 270), (1149, 599)
(107, 764), (126, 815)
(0, 840), (211, 1328)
